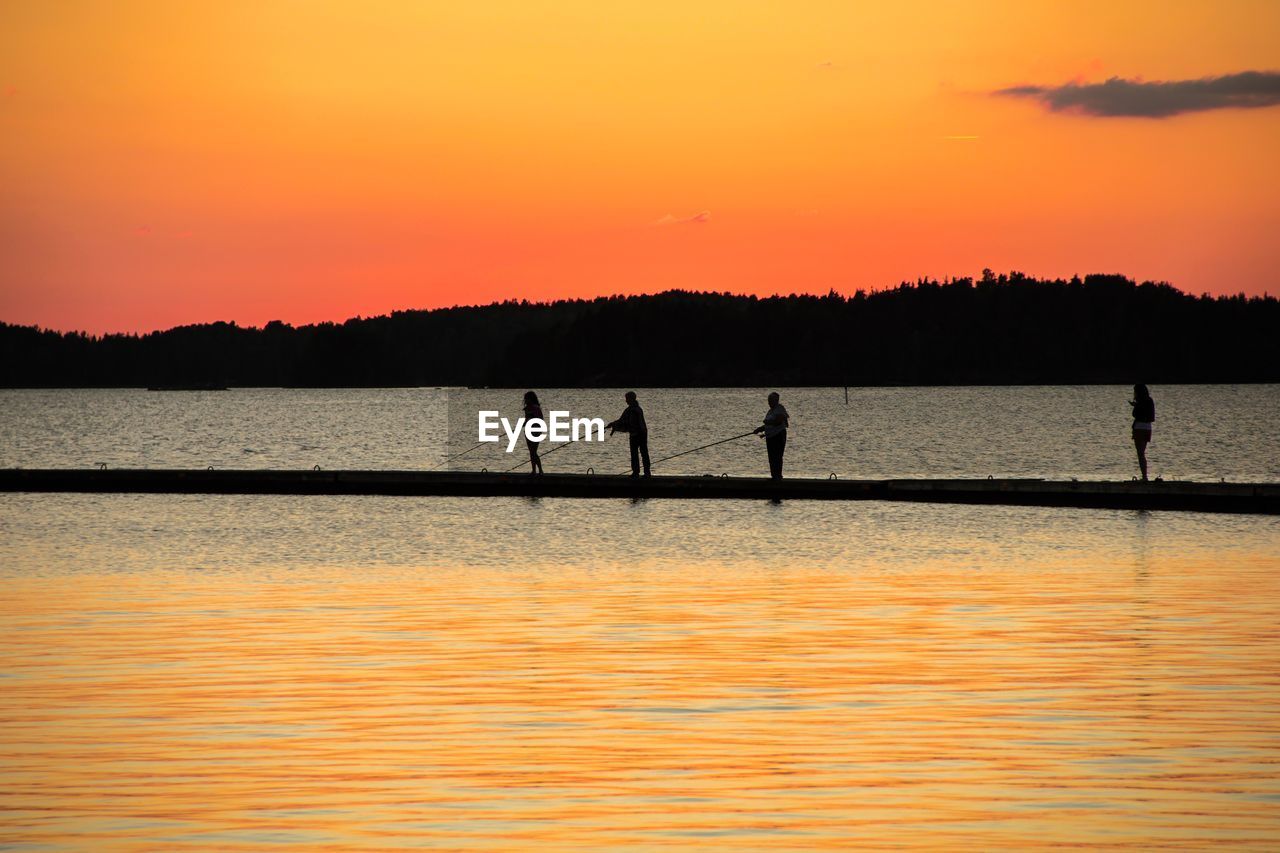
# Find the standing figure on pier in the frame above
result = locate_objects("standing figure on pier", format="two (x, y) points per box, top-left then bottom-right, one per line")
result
(606, 391), (650, 477)
(754, 391), (789, 480)
(523, 391), (545, 474)
(1129, 384), (1155, 481)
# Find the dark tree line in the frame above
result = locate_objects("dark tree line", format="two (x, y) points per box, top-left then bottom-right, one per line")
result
(3, 271), (1277, 387)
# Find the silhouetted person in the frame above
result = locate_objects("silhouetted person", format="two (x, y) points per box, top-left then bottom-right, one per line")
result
(523, 390), (544, 474)
(753, 391), (789, 480)
(1129, 384), (1155, 481)
(606, 391), (650, 477)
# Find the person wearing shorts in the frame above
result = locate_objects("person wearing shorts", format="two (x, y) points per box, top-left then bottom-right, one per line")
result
(523, 391), (545, 474)
(1129, 383), (1155, 481)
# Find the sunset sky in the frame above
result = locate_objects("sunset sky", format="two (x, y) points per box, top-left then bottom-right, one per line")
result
(2, 1), (1278, 334)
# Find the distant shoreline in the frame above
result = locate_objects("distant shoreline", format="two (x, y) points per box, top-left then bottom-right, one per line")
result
(4, 275), (1278, 387)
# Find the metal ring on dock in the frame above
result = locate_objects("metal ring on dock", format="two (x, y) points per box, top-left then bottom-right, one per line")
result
(98, 463), (107, 470)
(587, 467), (594, 475)
(313, 464), (321, 471)
(829, 473), (838, 480)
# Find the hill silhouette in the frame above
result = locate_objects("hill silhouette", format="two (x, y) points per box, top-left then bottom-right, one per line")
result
(3, 272), (1277, 387)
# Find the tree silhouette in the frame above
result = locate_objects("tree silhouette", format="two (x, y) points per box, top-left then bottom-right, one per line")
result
(2, 273), (1276, 387)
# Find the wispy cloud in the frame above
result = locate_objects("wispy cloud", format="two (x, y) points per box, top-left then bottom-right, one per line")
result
(653, 210), (710, 227)
(994, 70), (1280, 118)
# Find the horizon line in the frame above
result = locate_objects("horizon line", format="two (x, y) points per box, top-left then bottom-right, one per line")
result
(8, 272), (1273, 338)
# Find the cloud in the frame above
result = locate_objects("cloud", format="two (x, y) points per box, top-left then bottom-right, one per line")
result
(653, 210), (710, 226)
(994, 70), (1280, 118)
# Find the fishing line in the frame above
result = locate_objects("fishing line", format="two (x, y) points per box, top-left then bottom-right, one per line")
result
(429, 440), (487, 471)
(503, 438), (576, 472)
(622, 430), (758, 474)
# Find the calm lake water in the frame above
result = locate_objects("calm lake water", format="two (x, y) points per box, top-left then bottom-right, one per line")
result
(2, 387), (1279, 849)
(2, 385), (1278, 480)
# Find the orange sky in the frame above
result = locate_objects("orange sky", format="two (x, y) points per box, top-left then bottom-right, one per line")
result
(2, 1), (1278, 334)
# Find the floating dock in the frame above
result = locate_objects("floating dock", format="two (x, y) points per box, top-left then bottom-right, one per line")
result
(2, 469), (1276, 514)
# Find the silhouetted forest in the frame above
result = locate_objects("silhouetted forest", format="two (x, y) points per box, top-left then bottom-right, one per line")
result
(3, 272), (1277, 387)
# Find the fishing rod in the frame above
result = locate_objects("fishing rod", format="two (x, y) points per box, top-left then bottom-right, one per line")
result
(627, 430), (758, 473)
(503, 439), (577, 473)
(429, 440), (487, 471)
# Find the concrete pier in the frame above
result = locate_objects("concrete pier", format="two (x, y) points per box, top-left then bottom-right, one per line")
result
(2, 469), (1276, 514)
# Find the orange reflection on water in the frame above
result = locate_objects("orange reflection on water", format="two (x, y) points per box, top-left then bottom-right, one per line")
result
(3, 555), (1279, 849)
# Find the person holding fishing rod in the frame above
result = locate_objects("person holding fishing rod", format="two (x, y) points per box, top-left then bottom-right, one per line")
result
(753, 391), (789, 480)
(523, 390), (545, 474)
(606, 391), (650, 477)
(1129, 383), (1155, 482)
